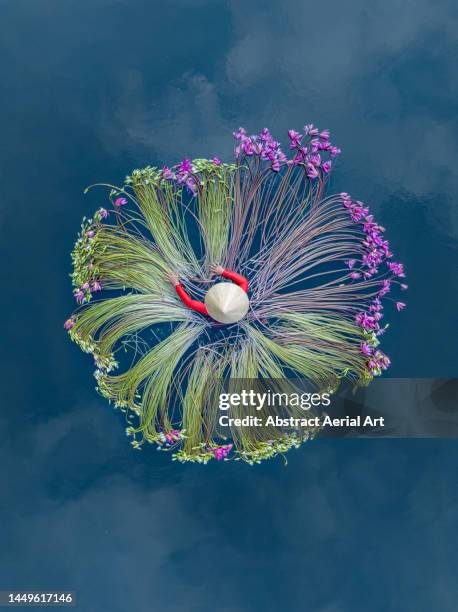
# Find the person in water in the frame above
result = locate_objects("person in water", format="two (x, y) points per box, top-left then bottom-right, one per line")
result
(165, 263), (249, 324)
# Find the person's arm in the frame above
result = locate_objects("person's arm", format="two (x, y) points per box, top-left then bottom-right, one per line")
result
(175, 284), (208, 315)
(221, 269), (248, 293)
(210, 264), (248, 293)
(165, 271), (209, 316)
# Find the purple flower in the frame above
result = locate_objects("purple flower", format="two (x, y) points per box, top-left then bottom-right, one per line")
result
(306, 164), (319, 179)
(308, 153), (321, 167)
(174, 158), (198, 194)
(287, 129), (302, 148)
(243, 140), (256, 156)
(214, 448), (223, 460)
(92, 280), (102, 292)
(368, 350), (391, 374)
(377, 351), (391, 369)
(349, 203), (368, 222)
(82, 282), (90, 290)
(362, 250), (383, 269)
(212, 444), (233, 460)
(212, 157), (222, 165)
(304, 124), (319, 136)
(86, 230), (95, 238)
(230, 123), (341, 178)
(289, 154), (302, 166)
(350, 271), (361, 279)
(369, 298), (383, 313)
(362, 216), (379, 234)
(75, 290), (85, 303)
(99, 208), (108, 219)
(222, 444), (233, 457)
(364, 232), (383, 248)
(387, 261), (405, 277)
(178, 158), (193, 174)
(322, 160), (332, 174)
(378, 280), (391, 297)
(161, 166), (175, 180)
(185, 177), (197, 195)
(396, 301), (406, 312)
(114, 197), (127, 207)
(347, 259), (357, 269)
(233, 127), (247, 140)
(159, 429), (182, 446)
(295, 146), (307, 160)
(400, 283), (408, 291)
(355, 312), (378, 330)
(64, 318), (74, 330)
(360, 342), (373, 356)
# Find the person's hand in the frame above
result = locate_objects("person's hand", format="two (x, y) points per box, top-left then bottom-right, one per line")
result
(210, 263), (224, 276)
(164, 271), (180, 286)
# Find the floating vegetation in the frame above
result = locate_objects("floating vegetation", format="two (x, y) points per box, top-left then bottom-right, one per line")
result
(65, 124), (407, 464)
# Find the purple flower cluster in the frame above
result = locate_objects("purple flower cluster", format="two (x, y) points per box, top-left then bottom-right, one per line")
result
(341, 192), (407, 292)
(341, 193), (394, 281)
(211, 444), (233, 461)
(155, 125), (340, 198)
(355, 297), (387, 342)
(74, 279), (103, 304)
(161, 166), (174, 181)
(358, 299), (391, 375)
(160, 157), (225, 195)
(233, 125), (341, 177)
(64, 317), (75, 330)
(174, 158), (198, 195)
(387, 261), (405, 277)
(159, 430), (183, 446)
(161, 159), (198, 194)
(366, 350), (391, 376)
(288, 124), (341, 177)
(379, 279), (391, 297)
(233, 127), (287, 172)
(339, 192), (407, 376)
(355, 311), (379, 331)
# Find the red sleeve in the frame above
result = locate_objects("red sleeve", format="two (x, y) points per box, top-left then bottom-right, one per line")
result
(221, 269), (248, 293)
(175, 284), (208, 315)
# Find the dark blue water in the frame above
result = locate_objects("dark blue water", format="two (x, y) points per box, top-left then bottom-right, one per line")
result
(1, 2), (457, 610)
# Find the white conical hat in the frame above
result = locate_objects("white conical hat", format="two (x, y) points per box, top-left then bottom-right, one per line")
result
(204, 282), (249, 324)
